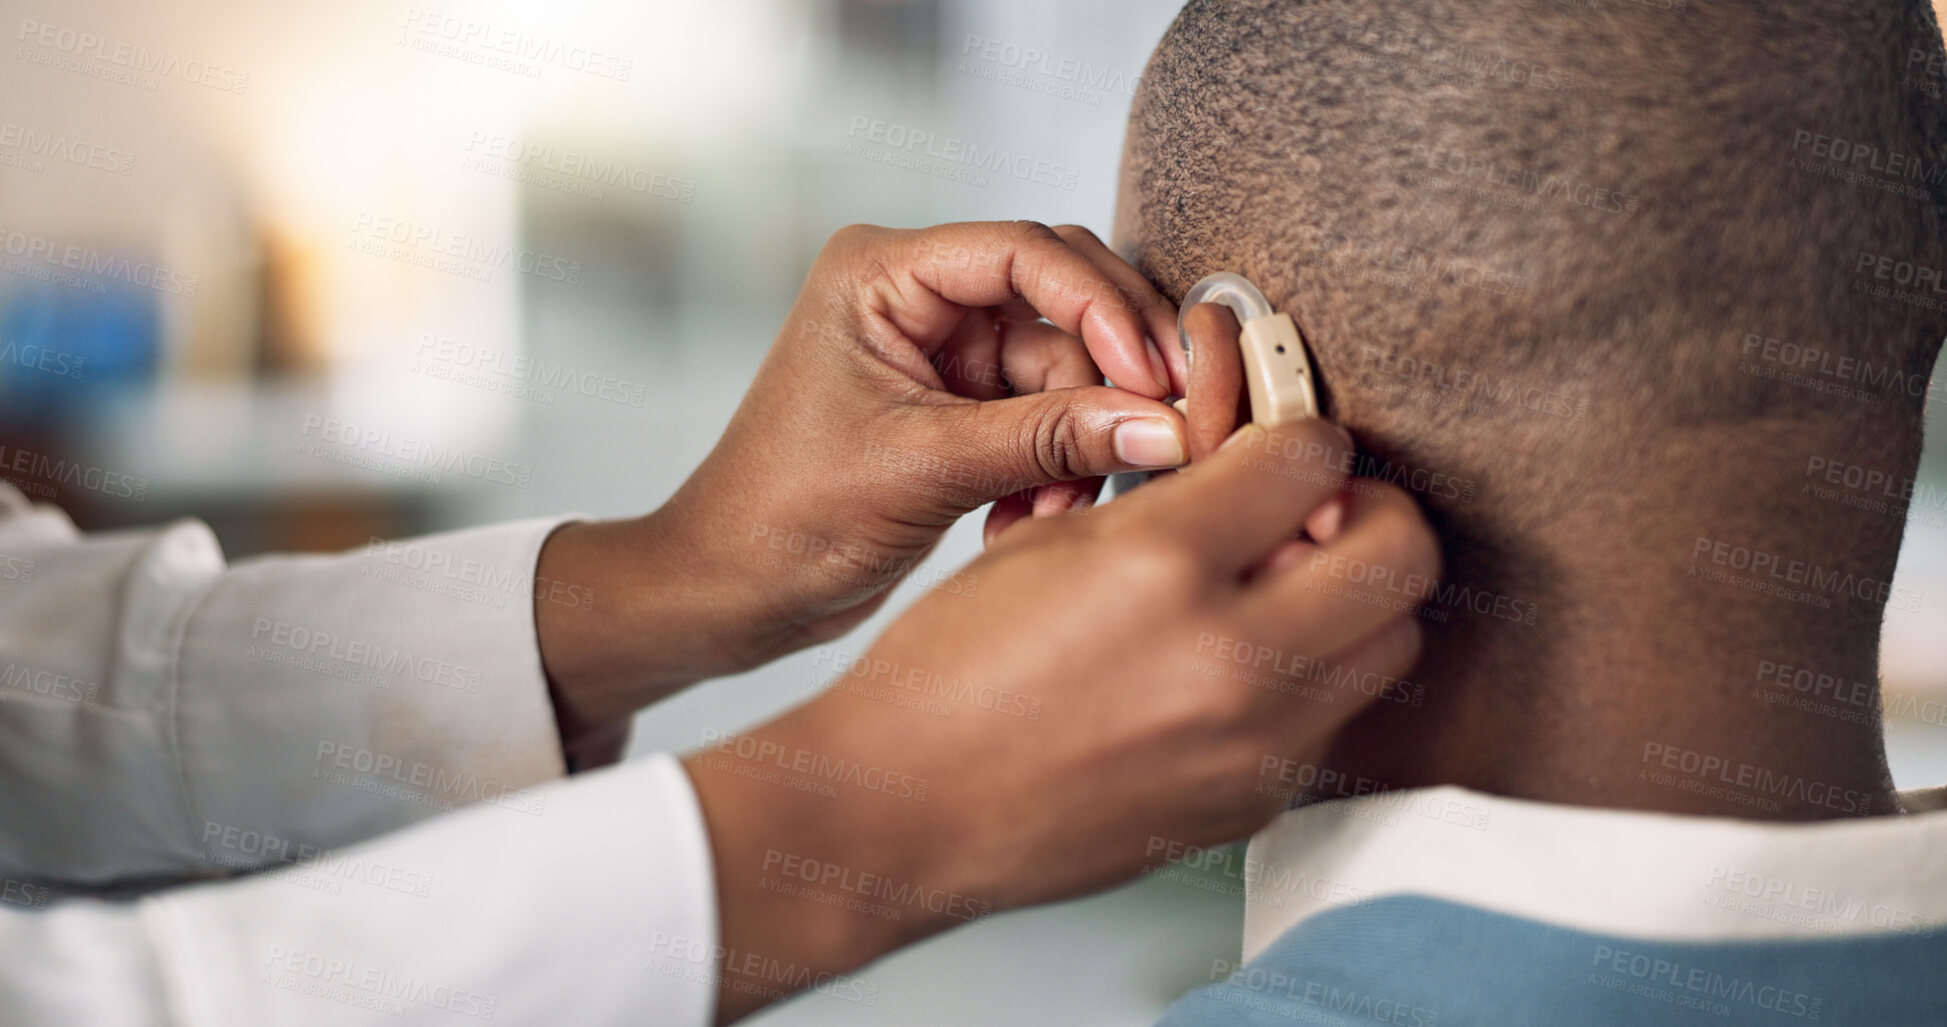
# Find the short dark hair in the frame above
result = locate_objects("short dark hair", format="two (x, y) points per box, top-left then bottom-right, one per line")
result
(1119, 0), (1947, 502)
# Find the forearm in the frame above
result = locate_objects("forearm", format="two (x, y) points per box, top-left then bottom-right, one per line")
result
(536, 505), (804, 760)
(536, 513), (730, 749)
(681, 702), (975, 1024)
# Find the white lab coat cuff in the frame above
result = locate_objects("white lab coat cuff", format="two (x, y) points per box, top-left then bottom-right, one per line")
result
(147, 753), (719, 1027)
(0, 754), (718, 1026)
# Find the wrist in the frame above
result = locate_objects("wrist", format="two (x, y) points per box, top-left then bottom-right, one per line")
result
(682, 702), (974, 1023)
(534, 513), (759, 748)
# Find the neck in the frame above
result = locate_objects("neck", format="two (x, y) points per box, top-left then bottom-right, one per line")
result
(1330, 420), (1906, 820)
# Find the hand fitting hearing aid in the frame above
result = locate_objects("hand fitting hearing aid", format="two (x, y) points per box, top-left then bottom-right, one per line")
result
(1175, 272), (1320, 427)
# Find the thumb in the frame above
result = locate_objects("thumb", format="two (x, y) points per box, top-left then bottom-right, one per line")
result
(939, 386), (1187, 504)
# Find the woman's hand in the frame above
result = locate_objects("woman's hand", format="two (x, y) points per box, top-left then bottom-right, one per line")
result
(681, 415), (1432, 1021)
(687, 417), (1440, 1022)
(538, 221), (1193, 753)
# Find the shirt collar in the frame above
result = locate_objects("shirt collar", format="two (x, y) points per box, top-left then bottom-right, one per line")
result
(1242, 785), (1947, 961)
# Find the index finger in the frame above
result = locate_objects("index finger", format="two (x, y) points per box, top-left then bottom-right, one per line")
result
(871, 221), (1172, 398)
(1180, 303), (1249, 461)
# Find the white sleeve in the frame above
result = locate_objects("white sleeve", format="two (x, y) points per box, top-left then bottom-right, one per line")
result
(0, 753), (721, 1027)
(0, 482), (574, 886)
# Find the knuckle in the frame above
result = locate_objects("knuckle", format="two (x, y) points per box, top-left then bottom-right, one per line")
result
(1170, 675), (1262, 751)
(1011, 219), (1059, 240)
(1002, 220), (1062, 255)
(829, 222), (881, 252)
(1214, 736), (1275, 785)
(1024, 400), (1088, 482)
(1108, 529), (1204, 593)
(1206, 684), (1268, 735)
(1050, 223), (1100, 246)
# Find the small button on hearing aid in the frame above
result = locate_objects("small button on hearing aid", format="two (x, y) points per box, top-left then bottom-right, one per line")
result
(1175, 272), (1319, 427)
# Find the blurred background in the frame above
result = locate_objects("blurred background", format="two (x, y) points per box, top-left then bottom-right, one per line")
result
(2, 1), (1943, 1023)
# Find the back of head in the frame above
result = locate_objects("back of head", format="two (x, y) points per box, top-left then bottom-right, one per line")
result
(1119, 0), (1947, 616)
(1117, 0), (1947, 801)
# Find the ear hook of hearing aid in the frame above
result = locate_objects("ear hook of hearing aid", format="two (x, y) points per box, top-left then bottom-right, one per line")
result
(1174, 271), (1320, 427)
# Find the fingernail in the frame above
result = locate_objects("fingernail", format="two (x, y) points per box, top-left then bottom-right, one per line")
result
(1145, 334), (1171, 394)
(1307, 497), (1345, 544)
(1114, 418), (1186, 468)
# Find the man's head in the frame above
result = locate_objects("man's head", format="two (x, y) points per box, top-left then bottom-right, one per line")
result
(1117, 0), (1947, 807)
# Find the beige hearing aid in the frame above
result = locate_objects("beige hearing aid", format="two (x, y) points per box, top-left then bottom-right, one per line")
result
(1175, 272), (1319, 426)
